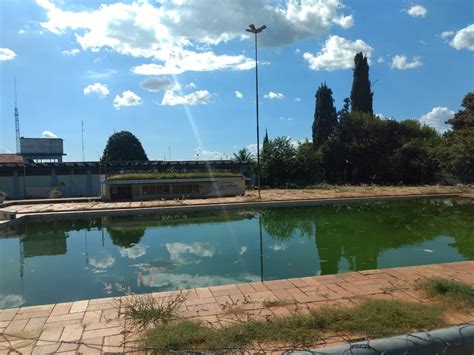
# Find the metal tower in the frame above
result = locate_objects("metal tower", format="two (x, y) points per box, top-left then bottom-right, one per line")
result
(14, 77), (21, 154)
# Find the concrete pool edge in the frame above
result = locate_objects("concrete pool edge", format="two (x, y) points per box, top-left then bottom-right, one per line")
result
(1, 260), (473, 353)
(0, 192), (466, 229)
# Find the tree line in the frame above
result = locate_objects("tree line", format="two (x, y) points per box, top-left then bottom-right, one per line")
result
(247, 52), (473, 186)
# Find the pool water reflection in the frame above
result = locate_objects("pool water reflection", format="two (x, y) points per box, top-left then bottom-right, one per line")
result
(0, 198), (472, 308)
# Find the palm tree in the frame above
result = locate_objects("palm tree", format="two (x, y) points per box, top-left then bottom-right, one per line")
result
(233, 148), (254, 162)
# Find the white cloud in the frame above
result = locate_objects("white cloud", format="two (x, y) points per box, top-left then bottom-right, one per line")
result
(264, 91), (284, 100)
(0, 294), (25, 309)
(445, 24), (474, 51)
(61, 48), (80, 56)
(0, 48), (16, 61)
(295, 97), (301, 102)
(166, 242), (215, 264)
(119, 244), (148, 259)
(135, 266), (259, 289)
(377, 56), (385, 63)
(0, 147), (11, 154)
(86, 69), (117, 78)
(407, 5), (427, 17)
(441, 31), (455, 40)
(83, 83), (110, 97)
(419, 107), (455, 133)
(161, 89), (211, 106)
(235, 90), (243, 99)
(303, 35), (372, 71)
(35, 0), (354, 75)
(194, 147), (227, 160)
(131, 51), (254, 75)
(269, 243), (288, 251)
(390, 55), (423, 70)
(113, 90), (142, 109)
(140, 76), (173, 92)
(90, 254), (115, 269)
(186, 82), (196, 89)
(42, 130), (58, 138)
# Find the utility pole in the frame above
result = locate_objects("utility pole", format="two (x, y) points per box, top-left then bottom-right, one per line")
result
(245, 24), (266, 199)
(81, 121), (85, 162)
(14, 77), (21, 154)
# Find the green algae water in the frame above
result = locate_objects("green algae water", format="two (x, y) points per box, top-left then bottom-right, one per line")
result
(0, 198), (473, 308)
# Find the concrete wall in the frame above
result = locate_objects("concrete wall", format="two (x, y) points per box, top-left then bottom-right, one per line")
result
(0, 172), (101, 199)
(20, 138), (63, 155)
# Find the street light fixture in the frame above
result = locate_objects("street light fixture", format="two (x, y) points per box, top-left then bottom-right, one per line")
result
(246, 24), (266, 199)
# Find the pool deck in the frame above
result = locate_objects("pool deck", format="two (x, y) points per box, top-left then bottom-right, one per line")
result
(1, 260), (473, 354)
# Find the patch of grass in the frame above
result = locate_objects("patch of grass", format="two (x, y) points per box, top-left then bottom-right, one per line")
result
(306, 182), (334, 190)
(418, 278), (474, 308)
(142, 299), (445, 351)
(262, 299), (296, 308)
(118, 291), (187, 330)
(107, 172), (241, 180)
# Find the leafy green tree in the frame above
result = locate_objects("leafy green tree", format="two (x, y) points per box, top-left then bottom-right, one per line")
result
(294, 141), (323, 185)
(232, 147), (253, 162)
(350, 52), (373, 114)
(261, 137), (297, 186)
(312, 83), (338, 149)
(446, 92), (474, 130)
(438, 92), (474, 182)
(102, 131), (148, 162)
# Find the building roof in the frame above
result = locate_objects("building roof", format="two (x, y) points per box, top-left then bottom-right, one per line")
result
(0, 154), (24, 164)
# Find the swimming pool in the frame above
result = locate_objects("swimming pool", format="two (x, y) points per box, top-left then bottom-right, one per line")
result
(0, 198), (472, 308)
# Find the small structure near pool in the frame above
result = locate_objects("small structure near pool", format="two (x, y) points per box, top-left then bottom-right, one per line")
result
(100, 172), (246, 201)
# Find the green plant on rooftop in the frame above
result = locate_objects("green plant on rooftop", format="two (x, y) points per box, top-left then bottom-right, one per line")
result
(102, 131), (148, 162)
(107, 171), (241, 180)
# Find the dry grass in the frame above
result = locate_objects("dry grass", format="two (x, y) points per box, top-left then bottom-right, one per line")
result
(418, 278), (474, 309)
(142, 299), (445, 351)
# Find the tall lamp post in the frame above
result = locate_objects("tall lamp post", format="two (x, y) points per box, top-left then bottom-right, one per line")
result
(246, 24), (266, 199)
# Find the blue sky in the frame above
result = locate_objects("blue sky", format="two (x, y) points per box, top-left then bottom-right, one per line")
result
(1, 0), (473, 161)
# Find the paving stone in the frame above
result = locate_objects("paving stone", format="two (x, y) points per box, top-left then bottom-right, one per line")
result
(185, 296), (216, 306)
(47, 312), (84, 324)
(69, 300), (89, 313)
(23, 317), (48, 332)
(14, 311), (51, 321)
(4, 319), (28, 334)
(263, 280), (294, 291)
(56, 341), (79, 353)
(211, 286), (242, 297)
(103, 334), (124, 352)
(0, 309), (18, 322)
(195, 287), (213, 299)
(37, 326), (64, 346)
(51, 303), (72, 316)
(60, 324), (84, 342)
(82, 310), (102, 324)
(82, 326), (123, 340)
(237, 283), (255, 294)
(32, 343), (61, 355)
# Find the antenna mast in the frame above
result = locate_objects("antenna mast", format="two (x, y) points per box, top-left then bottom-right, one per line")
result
(14, 77), (21, 154)
(81, 121), (85, 161)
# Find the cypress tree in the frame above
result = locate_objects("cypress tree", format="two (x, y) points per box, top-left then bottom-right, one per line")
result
(312, 83), (337, 149)
(263, 128), (269, 145)
(350, 52), (373, 114)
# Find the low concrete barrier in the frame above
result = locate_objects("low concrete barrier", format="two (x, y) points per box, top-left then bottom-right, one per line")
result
(296, 324), (474, 355)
